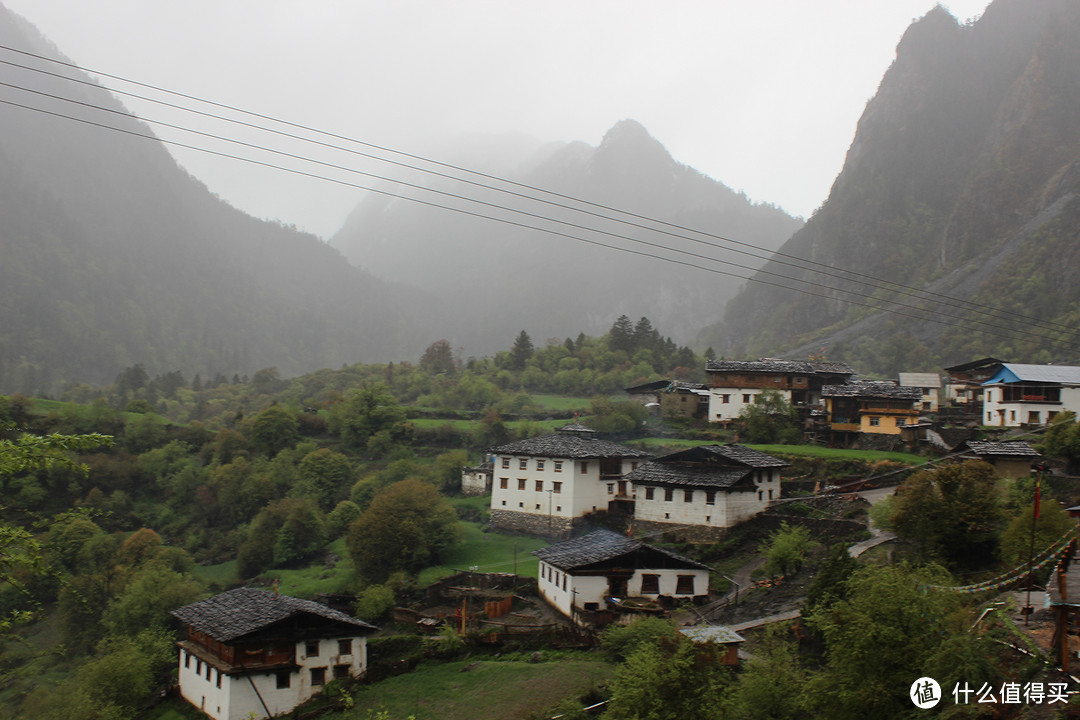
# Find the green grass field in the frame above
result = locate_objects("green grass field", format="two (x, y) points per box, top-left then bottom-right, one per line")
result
(529, 394), (593, 412)
(417, 520), (549, 586)
(331, 658), (613, 720)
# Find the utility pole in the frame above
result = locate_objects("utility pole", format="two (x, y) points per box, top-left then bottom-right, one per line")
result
(1024, 463), (1047, 625)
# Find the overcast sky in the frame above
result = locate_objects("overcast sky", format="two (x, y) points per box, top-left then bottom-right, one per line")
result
(3, 0), (992, 239)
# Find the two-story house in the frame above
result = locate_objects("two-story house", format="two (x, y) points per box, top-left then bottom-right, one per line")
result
(982, 363), (1080, 427)
(705, 359), (854, 424)
(171, 588), (377, 720)
(488, 423), (651, 537)
(533, 528), (710, 625)
(898, 372), (942, 412)
(625, 444), (788, 534)
(822, 382), (923, 443)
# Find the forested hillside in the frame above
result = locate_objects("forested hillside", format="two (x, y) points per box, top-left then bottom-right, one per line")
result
(0, 6), (435, 395)
(332, 119), (803, 352)
(706, 0), (1080, 375)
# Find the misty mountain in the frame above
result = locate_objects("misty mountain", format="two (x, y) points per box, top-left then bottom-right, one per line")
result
(331, 120), (803, 353)
(705, 0), (1080, 376)
(0, 5), (438, 395)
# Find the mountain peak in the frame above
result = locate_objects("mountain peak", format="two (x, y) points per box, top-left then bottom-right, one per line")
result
(598, 119), (665, 153)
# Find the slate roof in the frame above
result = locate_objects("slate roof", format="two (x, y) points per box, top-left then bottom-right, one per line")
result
(624, 444), (786, 489)
(171, 587), (377, 642)
(964, 441), (1042, 458)
(490, 426), (649, 459)
(705, 359), (854, 376)
(822, 382), (923, 400)
(532, 529), (708, 571)
(625, 464), (749, 489)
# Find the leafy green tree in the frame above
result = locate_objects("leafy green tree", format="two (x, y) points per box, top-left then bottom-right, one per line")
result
(726, 626), (806, 720)
(804, 543), (857, 614)
(347, 478), (458, 583)
(760, 521), (813, 576)
(102, 564), (204, 637)
(419, 339), (457, 375)
(599, 616), (678, 662)
(586, 396), (648, 434)
(328, 385), (409, 453)
(603, 634), (731, 720)
(889, 461), (1002, 569)
(247, 404), (299, 456)
(326, 500), (362, 538)
(1044, 411), (1080, 471)
(805, 564), (960, 720)
(1000, 497), (1073, 567)
(296, 448), (354, 510)
(353, 583), (396, 622)
(738, 389), (800, 444)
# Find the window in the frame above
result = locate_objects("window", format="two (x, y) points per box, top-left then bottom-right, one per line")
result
(196, 659), (202, 674)
(535, 504), (541, 510)
(645, 487), (655, 500)
(518, 478), (527, 490)
(607, 483), (615, 495)
(535, 480), (543, 492)
(676, 575), (696, 595)
(743, 394), (751, 403)
(554, 461), (563, 472)
(556, 506), (562, 512)
(868, 417), (880, 427)
(501, 457), (510, 469)
(184, 651), (190, 669)
(1029, 411), (1041, 424)
(519, 458), (528, 470)
(721, 394), (730, 404)
(986, 391), (993, 402)
(580, 462), (589, 473)
(306, 641), (320, 657)
(562, 575), (567, 591)
(311, 667), (326, 687)
(499, 477), (508, 489)
(501, 500), (506, 506)
(631, 461), (639, 470)
(1010, 410), (1016, 421)
(206, 664), (212, 680)
(768, 488), (773, 500)
(338, 639), (352, 656)
(552, 481), (562, 494)
(684, 490), (693, 503)
(537, 459), (545, 471)
(276, 671), (291, 689)
(518, 502), (524, 508)
(987, 412), (993, 422)
(334, 664), (350, 679)
(216, 671), (222, 689)
(664, 488), (674, 502)
(795, 376), (806, 386)
(705, 491), (716, 506)
(758, 491), (763, 501)
(641, 574), (660, 594)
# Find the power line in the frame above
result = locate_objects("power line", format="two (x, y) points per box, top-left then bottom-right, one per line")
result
(6, 93), (1069, 350)
(3, 46), (1074, 340)
(0, 48), (1077, 349)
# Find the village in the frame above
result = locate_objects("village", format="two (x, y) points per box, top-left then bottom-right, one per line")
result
(168, 356), (1080, 720)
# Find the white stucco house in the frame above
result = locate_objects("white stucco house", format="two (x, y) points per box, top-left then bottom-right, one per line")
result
(488, 423), (651, 537)
(171, 588), (377, 720)
(532, 528), (711, 624)
(982, 363), (1080, 427)
(625, 444), (788, 530)
(898, 372), (943, 412)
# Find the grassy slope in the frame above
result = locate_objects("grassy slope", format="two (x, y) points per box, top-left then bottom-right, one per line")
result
(633, 437), (925, 464)
(333, 658), (612, 720)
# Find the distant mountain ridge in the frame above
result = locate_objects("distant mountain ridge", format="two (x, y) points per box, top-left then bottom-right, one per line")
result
(331, 119), (803, 352)
(0, 4), (434, 394)
(706, 0), (1080, 375)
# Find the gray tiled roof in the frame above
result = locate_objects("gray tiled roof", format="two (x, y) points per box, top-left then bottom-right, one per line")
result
(532, 529), (708, 571)
(490, 431), (650, 459)
(626, 464), (749, 489)
(171, 587), (377, 642)
(705, 359), (854, 375)
(625, 445), (785, 489)
(822, 382), (923, 400)
(965, 441), (1041, 458)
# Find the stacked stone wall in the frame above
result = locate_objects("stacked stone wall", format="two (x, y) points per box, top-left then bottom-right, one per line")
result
(489, 509), (575, 539)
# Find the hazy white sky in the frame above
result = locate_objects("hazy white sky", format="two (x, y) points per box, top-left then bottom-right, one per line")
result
(3, 0), (992, 238)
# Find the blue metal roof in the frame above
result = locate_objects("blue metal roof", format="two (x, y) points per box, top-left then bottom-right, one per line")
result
(982, 364), (1080, 385)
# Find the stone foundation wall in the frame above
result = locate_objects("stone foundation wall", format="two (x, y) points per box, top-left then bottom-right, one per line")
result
(489, 509), (575, 539)
(629, 520), (731, 544)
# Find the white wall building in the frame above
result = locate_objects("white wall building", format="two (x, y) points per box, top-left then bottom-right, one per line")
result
(488, 423), (650, 537)
(705, 359), (854, 423)
(626, 444), (787, 530)
(171, 588), (377, 720)
(532, 529), (711, 622)
(898, 372), (943, 412)
(982, 363), (1080, 427)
